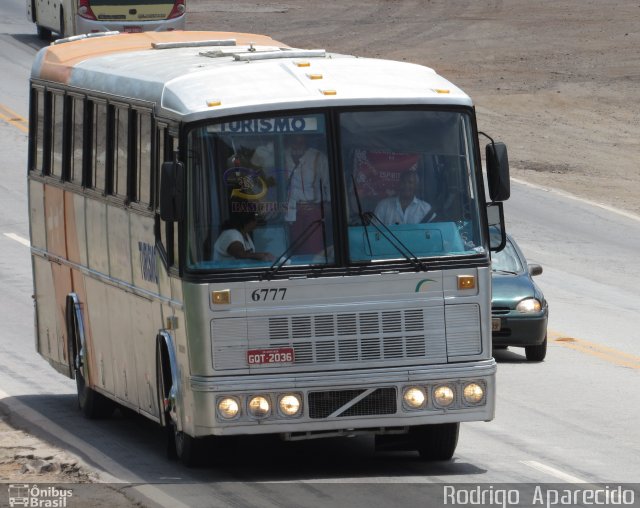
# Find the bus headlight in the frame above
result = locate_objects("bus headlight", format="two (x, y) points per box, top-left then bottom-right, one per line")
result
(463, 383), (485, 404)
(433, 385), (455, 407)
(279, 394), (302, 417)
(217, 397), (240, 419)
(516, 298), (542, 313)
(403, 387), (427, 409)
(248, 396), (271, 418)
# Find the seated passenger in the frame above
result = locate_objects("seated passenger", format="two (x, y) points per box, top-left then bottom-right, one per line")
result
(373, 170), (435, 225)
(213, 213), (275, 262)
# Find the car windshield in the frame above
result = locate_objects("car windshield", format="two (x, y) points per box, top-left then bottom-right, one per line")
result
(184, 109), (485, 272)
(491, 237), (524, 273)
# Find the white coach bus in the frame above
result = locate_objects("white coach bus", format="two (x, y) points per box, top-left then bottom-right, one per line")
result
(27, 0), (186, 40)
(28, 31), (510, 466)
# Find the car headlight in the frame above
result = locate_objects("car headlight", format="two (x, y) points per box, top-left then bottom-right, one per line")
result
(217, 397), (240, 419)
(279, 394), (302, 417)
(403, 387), (427, 409)
(433, 385), (455, 407)
(463, 383), (485, 404)
(248, 396), (271, 418)
(516, 298), (542, 313)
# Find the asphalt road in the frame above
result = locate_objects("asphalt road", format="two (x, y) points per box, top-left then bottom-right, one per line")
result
(0, 1), (638, 507)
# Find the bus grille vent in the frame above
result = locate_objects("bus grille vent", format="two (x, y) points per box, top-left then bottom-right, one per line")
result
(308, 388), (397, 419)
(265, 308), (443, 365)
(215, 306), (448, 370)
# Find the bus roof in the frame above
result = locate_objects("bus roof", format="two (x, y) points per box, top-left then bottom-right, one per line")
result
(32, 31), (473, 121)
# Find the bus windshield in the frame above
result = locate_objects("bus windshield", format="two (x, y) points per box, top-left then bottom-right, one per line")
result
(185, 109), (484, 272)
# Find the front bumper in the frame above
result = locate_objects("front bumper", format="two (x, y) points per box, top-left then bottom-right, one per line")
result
(492, 311), (548, 347)
(186, 359), (496, 438)
(75, 14), (185, 34)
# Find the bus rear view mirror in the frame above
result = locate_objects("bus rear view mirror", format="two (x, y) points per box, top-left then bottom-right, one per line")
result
(487, 202), (506, 252)
(160, 160), (185, 222)
(486, 142), (510, 202)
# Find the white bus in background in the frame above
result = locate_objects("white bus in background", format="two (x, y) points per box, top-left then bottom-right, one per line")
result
(28, 31), (511, 466)
(27, 0), (186, 39)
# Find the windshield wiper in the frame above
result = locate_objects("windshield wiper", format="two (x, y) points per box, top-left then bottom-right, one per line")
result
(351, 175), (373, 257)
(260, 218), (324, 281)
(363, 211), (427, 271)
(350, 175), (424, 270)
(492, 268), (518, 275)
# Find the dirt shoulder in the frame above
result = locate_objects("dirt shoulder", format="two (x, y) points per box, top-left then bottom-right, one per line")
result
(0, 412), (138, 507)
(188, 0), (640, 216)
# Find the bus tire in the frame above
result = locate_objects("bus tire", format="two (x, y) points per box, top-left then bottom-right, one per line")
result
(66, 296), (114, 419)
(172, 427), (202, 467)
(411, 422), (459, 461)
(525, 334), (547, 362)
(32, 0), (51, 40)
(36, 24), (51, 40)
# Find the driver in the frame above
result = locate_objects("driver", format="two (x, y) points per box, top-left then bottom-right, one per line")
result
(373, 170), (435, 225)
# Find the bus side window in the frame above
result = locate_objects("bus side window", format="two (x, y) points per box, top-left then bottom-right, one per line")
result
(113, 104), (129, 199)
(28, 86), (46, 174)
(135, 110), (153, 207)
(69, 95), (85, 186)
(50, 91), (64, 180)
(156, 126), (179, 268)
(90, 99), (108, 192)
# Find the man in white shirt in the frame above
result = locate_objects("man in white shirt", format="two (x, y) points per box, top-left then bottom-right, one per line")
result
(373, 170), (434, 225)
(284, 135), (330, 221)
(284, 135), (331, 254)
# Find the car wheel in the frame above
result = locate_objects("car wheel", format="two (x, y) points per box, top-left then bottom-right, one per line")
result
(411, 423), (459, 461)
(525, 334), (547, 362)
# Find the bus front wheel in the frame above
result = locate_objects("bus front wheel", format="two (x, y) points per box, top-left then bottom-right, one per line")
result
(411, 422), (459, 461)
(168, 426), (202, 467)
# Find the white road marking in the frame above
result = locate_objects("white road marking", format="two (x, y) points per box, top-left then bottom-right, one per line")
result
(521, 460), (586, 483)
(133, 485), (193, 508)
(512, 176), (640, 223)
(3, 232), (30, 247)
(262, 477), (434, 484)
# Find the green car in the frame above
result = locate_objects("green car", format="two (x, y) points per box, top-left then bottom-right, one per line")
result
(491, 231), (548, 361)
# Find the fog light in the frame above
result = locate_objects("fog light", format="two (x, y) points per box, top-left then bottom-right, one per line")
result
(248, 396), (271, 418)
(403, 387), (426, 409)
(463, 383), (485, 404)
(279, 394), (302, 416)
(217, 397), (239, 419)
(433, 385), (455, 407)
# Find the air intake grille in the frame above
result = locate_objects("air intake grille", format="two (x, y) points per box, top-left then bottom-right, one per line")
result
(308, 388), (397, 419)
(266, 308), (443, 365)
(212, 305), (451, 370)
